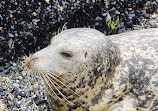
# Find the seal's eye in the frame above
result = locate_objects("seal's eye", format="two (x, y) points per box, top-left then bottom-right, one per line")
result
(60, 52), (72, 58)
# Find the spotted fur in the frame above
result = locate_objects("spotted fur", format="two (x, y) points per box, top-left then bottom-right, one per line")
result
(25, 28), (158, 111)
(108, 28), (158, 111)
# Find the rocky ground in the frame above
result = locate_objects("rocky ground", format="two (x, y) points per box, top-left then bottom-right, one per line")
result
(0, 59), (52, 111)
(0, 0), (158, 111)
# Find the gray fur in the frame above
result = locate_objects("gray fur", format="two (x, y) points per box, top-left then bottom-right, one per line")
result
(25, 28), (158, 111)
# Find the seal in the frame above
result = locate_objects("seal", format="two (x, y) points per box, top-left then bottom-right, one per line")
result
(25, 28), (158, 111)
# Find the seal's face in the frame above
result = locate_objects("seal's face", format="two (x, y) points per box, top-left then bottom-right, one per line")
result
(26, 29), (104, 83)
(25, 28), (120, 110)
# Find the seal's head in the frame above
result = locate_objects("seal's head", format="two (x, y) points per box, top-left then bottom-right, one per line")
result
(25, 28), (120, 110)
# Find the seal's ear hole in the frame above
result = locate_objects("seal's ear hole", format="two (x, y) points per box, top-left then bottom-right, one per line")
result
(60, 52), (72, 58)
(85, 52), (87, 58)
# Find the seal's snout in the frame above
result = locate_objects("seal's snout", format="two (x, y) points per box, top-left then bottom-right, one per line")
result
(25, 55), (38, 69)
(29, 56), (38, 62)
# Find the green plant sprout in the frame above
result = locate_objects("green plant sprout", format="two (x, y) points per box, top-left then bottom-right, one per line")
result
(107, 17), (119, 30)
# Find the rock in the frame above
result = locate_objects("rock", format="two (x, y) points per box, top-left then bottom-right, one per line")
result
(5, 77), (11, 82)
(21, 71), (27, 77)
(12, 83), (19, 88)
(8, 33), (14, 38)
(0, 100), (8, 110)
(32, 84), (39, 89)
(18, 76), (23, 80)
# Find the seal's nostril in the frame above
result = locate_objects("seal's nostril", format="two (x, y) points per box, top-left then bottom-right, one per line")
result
(29, 56), (38, 62)
(25, 56), (38, 69)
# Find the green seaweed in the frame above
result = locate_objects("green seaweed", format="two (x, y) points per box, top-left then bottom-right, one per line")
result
(107, 16), (119, 30)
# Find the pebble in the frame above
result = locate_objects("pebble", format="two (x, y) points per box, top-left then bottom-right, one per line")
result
(17, 95), (22, 100)
(151, 12), (157, 18)
(20, 91), (26, 97)
(144, 13), (150, 18)
(12, 83), (20, 88)
(45, 0), (50, 3)
(32, 12), (37, 16)
(5, 77), (11, 82)
(16, 80), (20, 83)
(127, 8), (132, 11)
(0, 26), (3, 30)
(0, 100), (7, 110)
(18, 76), (23, 80)
(8, 33), (14, 38)
(32, 84), (39, 89)
(142, 6), (148, 10)
(21, 71), (27, 77)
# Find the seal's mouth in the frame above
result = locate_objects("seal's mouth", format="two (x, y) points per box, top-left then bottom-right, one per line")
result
(37, 71), (80, 105)
(25, 56), (80, 105)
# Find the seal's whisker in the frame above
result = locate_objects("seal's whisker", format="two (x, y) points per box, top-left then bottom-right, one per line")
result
(49, 71), (75, 88)
(45, 74), (74, 105)
(32, 67), (39, 77)
(57, 27), (61, 34)
(46, 74), (67, 93)
(49, 71), (70, 84)
(47, 73), (80, 97)
(49, 71), (80, 96)
(61, 22), (68, 32)
(31, 69), (75, 104)
(41, 72), (65, 102)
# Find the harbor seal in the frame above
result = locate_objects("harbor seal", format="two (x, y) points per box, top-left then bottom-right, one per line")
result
(25, 28), (158, 111)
